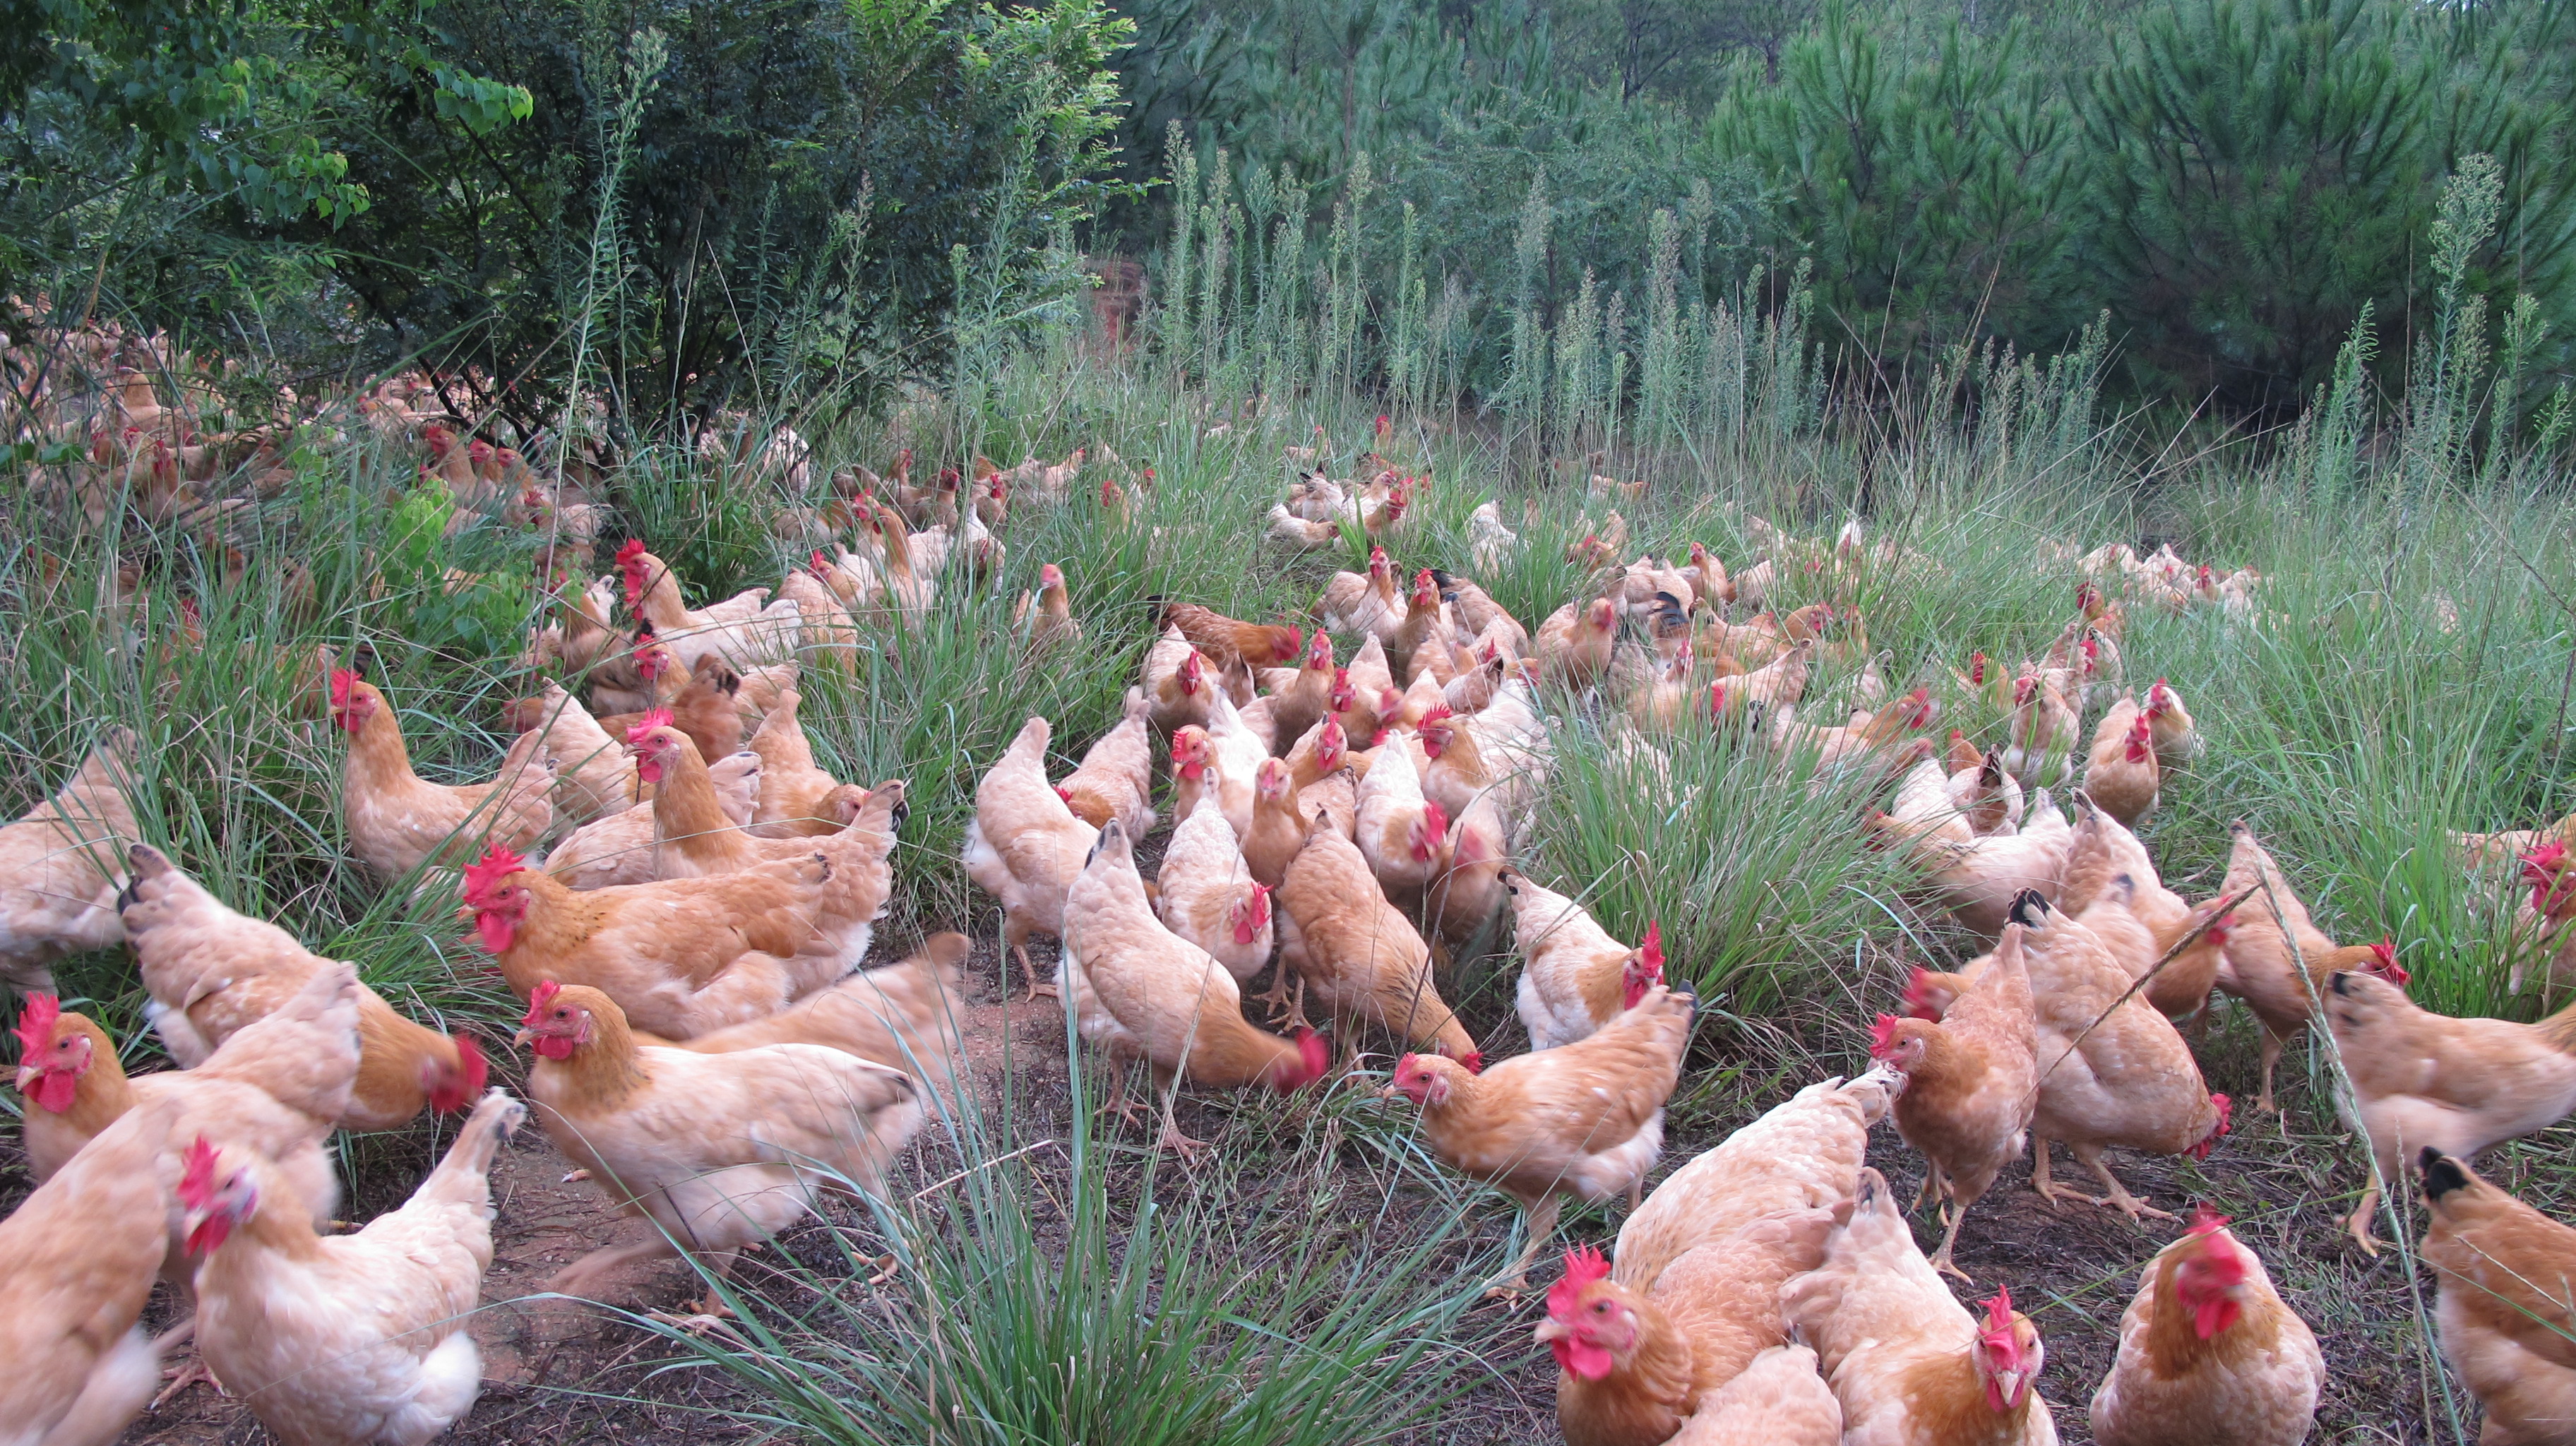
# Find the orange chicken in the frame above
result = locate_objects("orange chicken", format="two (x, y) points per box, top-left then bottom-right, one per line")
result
(1276, 816), (1475, 1055)
(2418, 1149), (2576, 1444)
(0, 726), (141, 995)
(1870, 920), (2039, 1280)
(1505, 873), (1662, 1051)
(963, 716), (1100, 1000)
(2087, 1206), (2324, 1446)
(1058, 688), (1157, 836)
(328, 671), (554, 880)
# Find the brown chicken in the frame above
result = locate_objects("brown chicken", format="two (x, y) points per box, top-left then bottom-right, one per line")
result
(1318, 544), (1406, 640)
(504, 680), (636, 825)
(0, 726), (141, 995)
(614, 539), (789, 674)
(964, 716), (1100, 1000)
(549, 716), (857, 889)
(177, 1090), (523, 1446)
(2144, 677), (2199, 770)
(1778, 1169), (2056, 1445)
(1061, 818), (1328, 1157)
(518, 981), (923, 1313)
(1011, 562), (1083, 650)
(1277, 815), (1476, 1056)
(673, 933), (970, 1106)
(1155, 791), (1273, 986)
(595, 636), (746, 764)
(2002, 671), (2079, 786)
(1384, 986), (1691, 1286)
(1059, 688), (1158, 837)
(1155, 599), (1304, 670)
(329, 671), (554, 880)
(1871, 920), (2039, 1280)
(1266, 630), (1340, 751)
(2322, 965), (2576, 1252)
(740, 688), (849, 837)
(1538, 597), (1619, 690)
(0, 1094), (179, 1446)
(460, 796), (894, 1040)
(2211, 822), (2354, 1113)
(2082, 700), (2161, 826)
(1537, 1207), (1835, 1446)
(121, 845), (486, 1131)
(1144, 627), (1219, 734)
(2087, 1206), (2325, 1446)
(2416, 1149), (2576, 1443)
(1505, 873), (1661, 1051)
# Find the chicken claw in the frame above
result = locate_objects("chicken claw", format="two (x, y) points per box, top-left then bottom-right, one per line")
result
(1926, 1247), (1974, 1285)
(1013, 943), (1060, 1000)
(152, 1356), (225, 1409)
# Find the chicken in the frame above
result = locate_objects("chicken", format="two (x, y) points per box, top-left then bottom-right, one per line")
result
(1277, 815), (1476, 1056)
(595, 641), (747, 765)
(1201, 688), (1275, 837)
(1061, 818), (1328, 1155)
(2001, 672), (2078, 786)
(120, 845), (486, 1132)
(1610, 1064), (1899, 1299)
(1352, 736), (1447, 902)
(460, 780), (907, 1039)
(1537, 1208), (1835, 1446)
(1144, 627), (1219, 734)
(1779, 1169), (2059, 1445)
(0, 1095), (178, 1446)
(1666, 1345), (1842, 1446)
(2211, 822), (2347, 1113)
(329, 671), (553, 880)
(1870, 920), (2039, 1280)
(2054, 798), (2231, 1025)
(1241, 756), (1311, 893)
(1154, 791), (1273, 985)
(1538, 597), (1619, 690)
(1468, 499), (1520, 573)
(2322, 966), (2576, 1252)
(2082, 699), (2161, 826)
(0, 726), (140, 995)
(178, 1090), (524, 1446)
(2144, 678), (2199, 770)
(1897, 791), (2074, 938)
(2087, 1205), (2324, 1446)
(2418, 1149), (2576, 1445)
(1265, 630), (1340, 751)
(1710, 637), (1814, 724)
(517, 981), (922, 1311)
(963, 716), (1099, 1000)
(615, 539), (791, 672)
(547, 715), (830, 887)
(744, 688), (852, 837)
(1505, 873), (1661, 1051)
(1155, 599), (1304, 670)
(1417, 694), (1549, 829)
(1948, 747), (2025, 837)
(503, 681), (636, 825)
(1384, 986), (1691, 1286)
(2006, 892), (2230, 1220)
(1433, 568), (1530, 657)
(996, 561), (1079, 651)
(1267, 503), (1342, 551)
(1059, 688), (1157, 837)
(1382, 567), (1454, 681)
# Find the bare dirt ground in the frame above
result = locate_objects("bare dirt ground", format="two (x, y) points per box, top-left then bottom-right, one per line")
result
(8, 879), (2491, 1445)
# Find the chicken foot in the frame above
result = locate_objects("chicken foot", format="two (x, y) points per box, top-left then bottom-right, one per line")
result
(2028, 1139), (2108, 1210)
(148, 1317), (223, 1409)
(1011, 942), (1060, 1001)
(1486, 1194), (1566, 1298)
(1924, 1202), (1976, 1285)
(2068, 1141), (2176, 1222)
(1253, 963), (1304, 1028)
(2347, 1180), (2386, 1256)
(1152, 1071), (1212, 1165)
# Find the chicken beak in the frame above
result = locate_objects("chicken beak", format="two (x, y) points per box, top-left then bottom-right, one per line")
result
(1531, 1318), (1573, 1344)
(1993, 1368), (2029, 1406)
(1373, 1082), (1400, 1101)
(511, 1028), (535, 1048)
(12, 1063), (36, 1092)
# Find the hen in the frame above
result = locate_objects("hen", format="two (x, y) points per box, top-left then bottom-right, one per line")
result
(1538, 1208), (1835, 1446)
(963, 716), (1100, 1000)
(0, 1096), (178, 1446)
(1155, 599), (1304, 671)
(1666, 1345), (1842, 1446)
(1871, 919), (2039, 1279)
(1061, 819), (1328, 1156)
(330, 671), (554, 880)
(1505, 872), (1662, 1051)
(1154, 791), (1273, 985)
(1901, 789), (2074, 938)
(178, 1091), (525, 1446)
(616, 539), (795, 672)
(2418, 1149), (2576, 1445)
(1779, 1169), (2060, 1445)
(1318, 544), (1405, 640)
(121, 845), (486, 1131)
(518, 981), (922, 1312)
(0, 726), (141, 995)
(744, 688), (854, 837)
(2087, 1206), (2324, 1446)
(1384, 986), (1691, 1286)
(2211, 822), (2351, 1112)
(503, 681), (636, 825)
(2321, 965), (2576, 1252)
(461, 787), (903, 1040)
(674, 934), (970, 1105)
(2081, 700), (2161, 827)
(1277, 816), (1475, 1055)
(1352, 736), (1447, 902)
(1059, 688), (1158, 836)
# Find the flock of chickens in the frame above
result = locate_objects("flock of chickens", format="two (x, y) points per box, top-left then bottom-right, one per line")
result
(4, 375), (2576, 1446)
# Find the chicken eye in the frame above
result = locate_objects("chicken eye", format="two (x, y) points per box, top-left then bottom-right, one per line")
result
(1593, 1301), (1611, 1314)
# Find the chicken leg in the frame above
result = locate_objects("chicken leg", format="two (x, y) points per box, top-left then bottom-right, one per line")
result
(2070, 1141), (2176, 1221)
(1486, 1193), (1566, 1297)
(1924, 1203), (1976, 1284)
(1253, 962), (1302, 1026)
(1011, 942), (1059, 1001)
(2029, 1138), (2107, 1210)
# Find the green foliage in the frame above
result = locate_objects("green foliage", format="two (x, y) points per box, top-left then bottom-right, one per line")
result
(376, 488), (535, 658)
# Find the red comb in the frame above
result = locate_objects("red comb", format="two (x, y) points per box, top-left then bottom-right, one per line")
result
(1902, 968), (1945, 1020)
(524, 979), (561, 1026)
(2368, 938), (2409, 986)
(179, 1135), (222, 1211)
(328, 668), (360, 712)
(1546, 1245), (1612, 1320)
(460, 844), (526, 906)
(2190, 1094), (2233, 1159)
(1640, 921), (1664, 976)
(12, 993), (61, 1058)
(1868, 1012), (1903, 1058)
(1455, 1049), (1483, 1074)
(433, 1034), (487, 1113)
(616, 538), (647, 568)
(625, 707), (674, 748)
(1980, 1286), (2017, 1336)
(2188, 1202), (2231, 1236)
